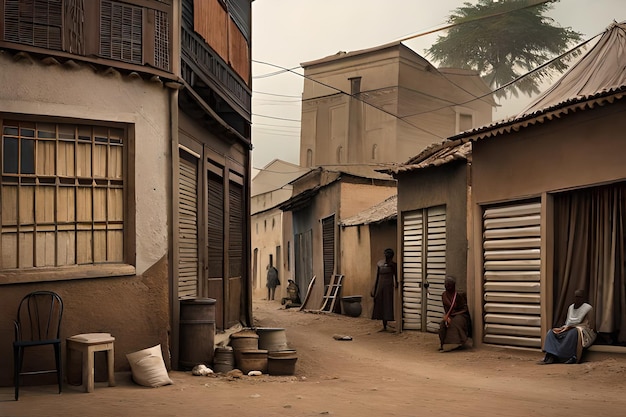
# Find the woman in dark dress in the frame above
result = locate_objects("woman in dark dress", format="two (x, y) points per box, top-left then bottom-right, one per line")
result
(439, 276), (471, 351)
(371, 248), (398, 331)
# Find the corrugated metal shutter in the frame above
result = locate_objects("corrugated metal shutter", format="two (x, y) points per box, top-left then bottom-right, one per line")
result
(425, 206), (447, 332)
(483, 202), (542, 348)
(402, 211), (423, 330)
(178, 155), (198, 299)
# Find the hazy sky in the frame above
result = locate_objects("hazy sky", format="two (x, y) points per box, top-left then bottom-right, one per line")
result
(251, 0), (625, 174)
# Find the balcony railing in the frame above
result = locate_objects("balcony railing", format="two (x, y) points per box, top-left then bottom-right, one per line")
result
(181, 26), (251, 117)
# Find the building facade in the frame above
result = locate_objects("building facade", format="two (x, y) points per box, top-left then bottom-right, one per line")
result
(299, 42), (493, 168)
(0, 0), (253, 386)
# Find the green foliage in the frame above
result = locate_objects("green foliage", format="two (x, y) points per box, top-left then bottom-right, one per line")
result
(426, 0), (583, 99)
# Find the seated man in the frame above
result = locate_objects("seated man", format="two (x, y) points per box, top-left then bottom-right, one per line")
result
(281, 279), (301, 308)
(539, 289), (596, 364)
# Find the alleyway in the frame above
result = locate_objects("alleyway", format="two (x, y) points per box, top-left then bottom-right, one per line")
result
(2, 300), (626, 417)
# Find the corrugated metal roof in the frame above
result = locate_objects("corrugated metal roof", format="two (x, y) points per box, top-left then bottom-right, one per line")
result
(449, 21), (626, 143)
(380, 139), (470, 175)
(339, 194), (397, 227)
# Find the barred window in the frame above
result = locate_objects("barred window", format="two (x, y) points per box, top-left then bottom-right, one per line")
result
(1, 120), (125, 269)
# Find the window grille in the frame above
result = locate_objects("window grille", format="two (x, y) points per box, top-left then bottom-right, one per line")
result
(1, 120), (125, 269)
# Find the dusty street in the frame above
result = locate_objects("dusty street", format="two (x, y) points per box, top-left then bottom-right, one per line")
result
(2, 299), (626, 417)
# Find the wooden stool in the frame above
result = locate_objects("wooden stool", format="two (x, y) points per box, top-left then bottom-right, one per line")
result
(67, 333), (116, 393)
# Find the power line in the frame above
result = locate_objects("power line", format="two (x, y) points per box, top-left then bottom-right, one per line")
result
(253, 59), (447, 140)
(399, 32), (601, 119)
(253, 27), (602, 128)
(392, 0), (555, 44)
(253, 90), (301, 98)
(253, 66), (302, 79)
(253, 122), (300, 129)
(252, 113), (301, 122)
(251, 0), (597, 139)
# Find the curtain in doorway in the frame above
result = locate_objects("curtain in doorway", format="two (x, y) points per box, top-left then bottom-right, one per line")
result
(553, 183), (626, 344)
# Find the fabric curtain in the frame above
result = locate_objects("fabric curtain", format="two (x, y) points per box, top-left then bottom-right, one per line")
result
(553, 183), (626, 344)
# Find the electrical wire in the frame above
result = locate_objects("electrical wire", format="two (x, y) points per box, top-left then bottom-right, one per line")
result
(253, 59), (447, 140)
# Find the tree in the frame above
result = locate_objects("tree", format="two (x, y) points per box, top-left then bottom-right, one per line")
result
(426, 0), (583, 99)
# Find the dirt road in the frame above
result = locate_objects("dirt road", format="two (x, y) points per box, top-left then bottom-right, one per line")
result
(2, 299), (626, 417)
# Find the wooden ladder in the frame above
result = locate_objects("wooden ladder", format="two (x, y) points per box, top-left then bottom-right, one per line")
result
(320, 274), (343, 313)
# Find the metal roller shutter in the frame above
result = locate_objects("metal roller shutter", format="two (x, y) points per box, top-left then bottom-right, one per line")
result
(482, 202), (542, 348)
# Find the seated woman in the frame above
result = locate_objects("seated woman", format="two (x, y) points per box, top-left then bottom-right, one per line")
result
(439, 276), (472, 352)
(539, 289), (596, 364)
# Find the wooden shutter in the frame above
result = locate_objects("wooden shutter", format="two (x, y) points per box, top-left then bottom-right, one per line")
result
(322, 215), (335, 286)
(207, 170), (224, 278)
(228, 180), (243, 278)
(3, 0), (63, 50)
(425, 206), (447, 332)
(483, 202), (542, 348)
(178, 154), (198, 299)
(402, 206), (447, 332)
(194, 0), (228, 60)
(100, 0), (142, 65)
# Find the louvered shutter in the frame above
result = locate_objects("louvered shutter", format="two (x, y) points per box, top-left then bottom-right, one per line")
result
(178, 154), (198, 299)
(4, 0), (62, 50)
(483, 202), (542, 348)
(228, 180), (243, 278)
(322, 215), (335, 286)
(207, 171), (224, 278)
(402, 206), (447, 332)
(402, 211), (423, 330)
(100, 0), (142, 65)
(425, 207), (447, 332)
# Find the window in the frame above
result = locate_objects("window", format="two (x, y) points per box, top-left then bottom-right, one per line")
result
(1, 0), (171, 72)
(3, 0), (63, 51)
(1, 119), (127, 270)
(457, 112), (473, 134)
(100, 1), (143, 65)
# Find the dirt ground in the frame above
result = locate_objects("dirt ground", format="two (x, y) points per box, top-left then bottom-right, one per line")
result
(2, 299), (626, 417)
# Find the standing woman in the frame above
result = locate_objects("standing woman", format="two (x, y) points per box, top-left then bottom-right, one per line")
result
(371, 248), (398, 331)
(439, 276), (471, 351)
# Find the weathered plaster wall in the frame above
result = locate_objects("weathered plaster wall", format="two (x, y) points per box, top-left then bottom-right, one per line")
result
(397, 161), (469, 291)
(472, 102), (626, 204)
(340, 222), (397, 318)
(340, 182), (397, 220)
(339, 225), (372, 315)
(0, 55), (171, 386)
(0, 53), (170, 275)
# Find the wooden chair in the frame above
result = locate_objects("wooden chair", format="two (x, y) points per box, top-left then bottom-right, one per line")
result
(13, 291), (64, 400)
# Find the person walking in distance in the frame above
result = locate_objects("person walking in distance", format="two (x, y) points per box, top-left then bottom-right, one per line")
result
(266, 263), (280, 301)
